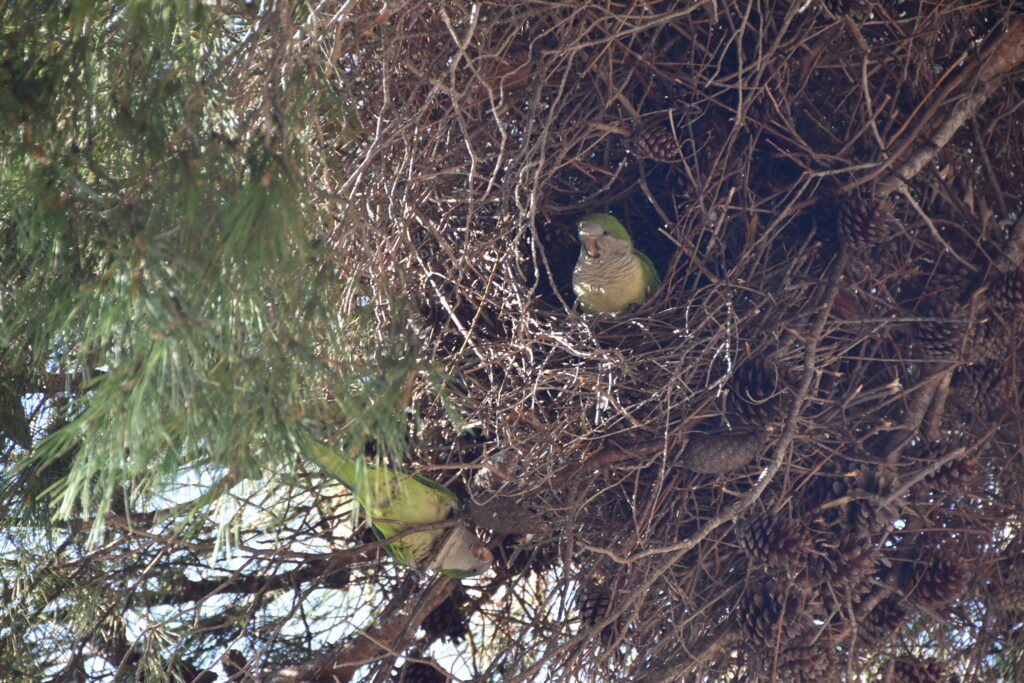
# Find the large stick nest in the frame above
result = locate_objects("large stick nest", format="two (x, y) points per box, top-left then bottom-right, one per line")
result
(309, 1), (1024, 680)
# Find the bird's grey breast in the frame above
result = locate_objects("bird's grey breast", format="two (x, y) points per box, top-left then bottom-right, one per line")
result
(573, 240), (637, 286)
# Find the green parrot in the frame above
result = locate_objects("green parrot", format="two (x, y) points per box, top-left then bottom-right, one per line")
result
(304, 440), (492, 578)
(572, 213), (661, 313)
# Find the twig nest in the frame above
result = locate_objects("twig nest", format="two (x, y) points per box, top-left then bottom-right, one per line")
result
(465, 498), (550, 535)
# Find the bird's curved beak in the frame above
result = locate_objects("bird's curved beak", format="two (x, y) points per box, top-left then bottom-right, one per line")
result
(582, 236), (600, 257)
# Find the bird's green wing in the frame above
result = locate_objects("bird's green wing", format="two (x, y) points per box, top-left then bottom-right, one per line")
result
(634, 248), (662, 295)
(360, 466), (456, 567)
(301, 437), (488, 573)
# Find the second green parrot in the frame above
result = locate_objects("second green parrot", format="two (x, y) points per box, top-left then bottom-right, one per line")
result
(572, 213), (661, 313)
(305, 439), (491, 577)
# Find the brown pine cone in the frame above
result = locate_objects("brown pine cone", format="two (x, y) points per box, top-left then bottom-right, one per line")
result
(990, 582), (1024, 616)
(632, 123), (681, 162)
(837, 194), (897, 250)
(891, 656), (943, 683)
(577, 580), (620, 646)
(912, 318), (968, 360)
(422, 593), (469, 644)
(737, 513), (775, 563)
(577, 581), (612, 627)
(679, 429), (768, 474)
(906, 557), (970, 607)
(774, 643), (840, 683)
(859, 595), (906, 645)
(396, 660), (447, 683)
(729, 357), (791, 426)
(849, 470), (895, 535)
(986, 269), (1024, 313)
(811, 535), (878, 585)
(803, 471), (851, 508)
(739, 581), (815, 648)
(966, 317), (1011, 362)
(802, 469), (894, 537)
(801, 470), (854, 531)
(950, 362), (1009, 419)
(926, 259), (978, 302)
(925, 455), (978, 493)
(737, 513), (812, 568)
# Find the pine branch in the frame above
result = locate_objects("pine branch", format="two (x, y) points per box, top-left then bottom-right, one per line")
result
(129, 558), (352, 607)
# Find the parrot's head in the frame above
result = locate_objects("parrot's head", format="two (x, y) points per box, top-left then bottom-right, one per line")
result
(578, 213), (633, 259)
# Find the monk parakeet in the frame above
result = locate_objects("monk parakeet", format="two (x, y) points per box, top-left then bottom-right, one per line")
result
(305, 440), (491, 577)
(572, 213), (661, 313)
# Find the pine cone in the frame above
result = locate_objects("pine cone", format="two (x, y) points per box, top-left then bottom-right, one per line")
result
(986, 269), (1024, 313)
(737, 513), (775, 563)
(632, 123), (681, 162)
(801, 471), (853, 530)
(422, 594), (468, 644)
(819, 576), (875, 616)
(860, 596), (906, 645)
(729, 357), (791, 426)
(846, 470), (894, 536)
(679, 430), (768, 474)
(908, 557), (970, 607)
(578, 581), (612, 626)
(805, 469), (893, 536)
(577, 580), (620, 646)
(966, 317), (1011, 362)
(775, 643), (839, 683)
(926, 259), (978, 302)
(912, 318), (968, 360)
(739, 582), (814, 648)
(396, 661), (447, 683)
(811, 535), (878, 585)
(950, 362), (1008, 419)
(737, 513), (811, 568)
(804, 471), (851, 508)
(221, 649), (248, 681)
(990, 582), (1024, 616)
(837, 194), (897, 250)
(848, 499), (886, 537)
(925, 455), (978, 492)
(892, 656), (943, 683)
